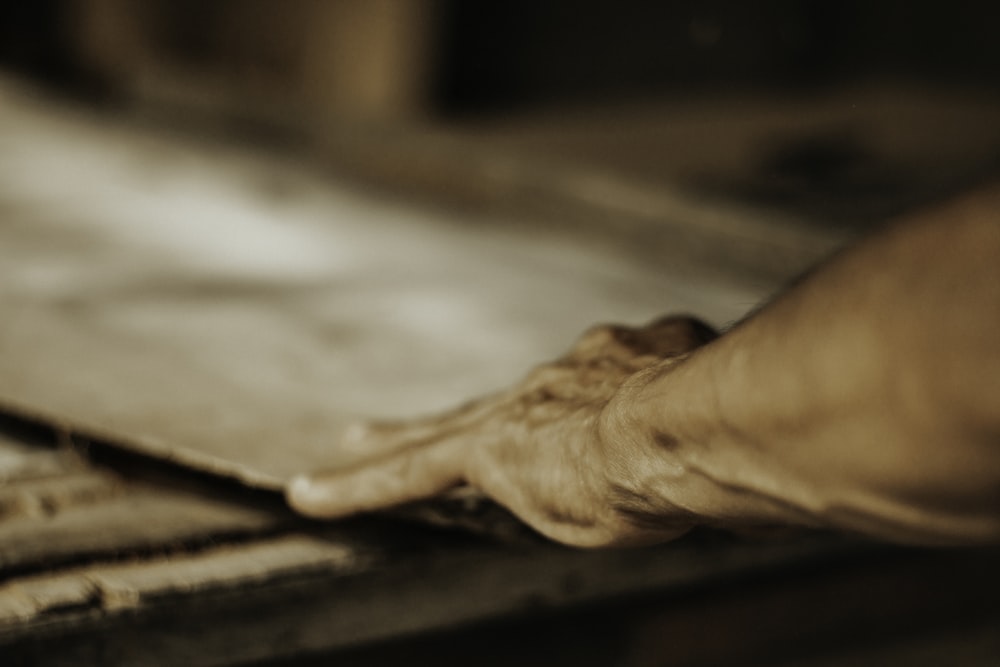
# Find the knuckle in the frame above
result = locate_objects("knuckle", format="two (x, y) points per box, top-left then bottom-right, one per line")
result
(577, 323), (619, 346)
(524, 362), (570, 387)
(646, 315), (717, 342)
(573, 323), (638, 356)
(639, 315), (718, 357)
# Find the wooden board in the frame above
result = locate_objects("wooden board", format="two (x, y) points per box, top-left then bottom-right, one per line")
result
(0, 79), (769, 489)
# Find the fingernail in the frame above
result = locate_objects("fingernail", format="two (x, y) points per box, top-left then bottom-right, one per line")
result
(287, 474), (315, 506)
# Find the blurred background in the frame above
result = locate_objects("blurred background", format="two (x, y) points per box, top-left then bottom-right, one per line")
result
(7, 1), (1000, 114)
(3, 0), (999, 253)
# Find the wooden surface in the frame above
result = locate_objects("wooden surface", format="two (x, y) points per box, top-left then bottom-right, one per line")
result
(0, 78), (774, 488)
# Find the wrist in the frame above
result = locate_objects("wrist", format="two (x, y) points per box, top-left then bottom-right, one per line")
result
(598, 346), (822, 532)
(595, 356), (716, 533)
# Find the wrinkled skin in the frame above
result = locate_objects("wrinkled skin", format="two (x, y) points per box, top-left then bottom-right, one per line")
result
(288, 315), (717, 547)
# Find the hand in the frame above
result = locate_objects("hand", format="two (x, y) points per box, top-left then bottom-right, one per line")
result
(286, 315), (717, 547)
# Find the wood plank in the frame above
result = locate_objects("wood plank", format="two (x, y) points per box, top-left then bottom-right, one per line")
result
(0, 534), (367, 625)
(0, 435), (80, 484)
(0, 77), (770, 489)
(0, 419), (531, 576)
(0, 487), (290, 574)
(0, 431), (289, 575)
(0, 470), (123, 521)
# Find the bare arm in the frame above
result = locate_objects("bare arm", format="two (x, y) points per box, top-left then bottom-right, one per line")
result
(603, 184), (1000, 544)
(288, 185), (1000, 546)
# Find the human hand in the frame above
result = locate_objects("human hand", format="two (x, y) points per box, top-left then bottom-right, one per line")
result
(287, 315), (717, 547)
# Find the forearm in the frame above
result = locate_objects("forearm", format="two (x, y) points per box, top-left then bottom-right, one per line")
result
(603, 186), (1000, 544)
(289, 184), (1000, 548)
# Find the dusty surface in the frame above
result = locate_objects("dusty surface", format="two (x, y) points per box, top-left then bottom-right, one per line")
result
(0, 79), (770, 488)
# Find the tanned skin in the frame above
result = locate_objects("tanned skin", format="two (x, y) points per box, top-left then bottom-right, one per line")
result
(287, 184), (1000, 547)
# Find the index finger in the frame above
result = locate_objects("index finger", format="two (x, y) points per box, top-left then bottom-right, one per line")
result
(286, 437), (467, 519)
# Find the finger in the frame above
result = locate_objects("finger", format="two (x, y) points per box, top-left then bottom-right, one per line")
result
(641, 315), (718, 356)
(336, 393), (502, 460)
(286, 439), (466, 519)
(567, 323), (641, 361)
